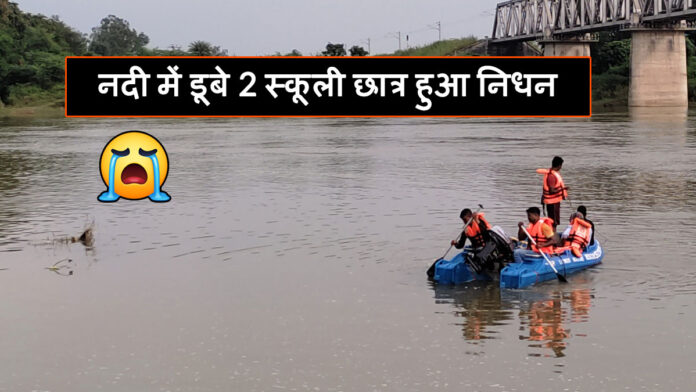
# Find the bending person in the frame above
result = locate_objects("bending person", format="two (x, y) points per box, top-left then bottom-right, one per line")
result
(452, 208), (491, 251)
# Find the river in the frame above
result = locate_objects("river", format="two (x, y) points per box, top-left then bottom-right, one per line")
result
(1, 111), (695, 391)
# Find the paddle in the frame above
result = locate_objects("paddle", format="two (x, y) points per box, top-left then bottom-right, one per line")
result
(519, 224), (568, 283)
(427, 204), (483, 278)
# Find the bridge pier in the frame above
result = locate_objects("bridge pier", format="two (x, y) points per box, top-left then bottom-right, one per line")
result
(540, 36), (594, 57)
(629, 28), (688, 107)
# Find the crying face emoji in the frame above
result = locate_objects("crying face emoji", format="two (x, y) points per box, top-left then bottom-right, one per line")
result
(98, 131), (171, 202)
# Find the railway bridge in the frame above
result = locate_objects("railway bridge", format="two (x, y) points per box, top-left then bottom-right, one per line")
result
(490, 0), (696, 106)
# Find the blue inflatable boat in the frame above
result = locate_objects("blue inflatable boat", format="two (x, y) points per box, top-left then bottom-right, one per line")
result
(433, 241), (603, 289)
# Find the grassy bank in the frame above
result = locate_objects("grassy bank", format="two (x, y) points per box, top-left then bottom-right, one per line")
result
(381, 36), (479, 56)
(0, 102), (64, 118)
(0, 84), (64, 118)
(592, 95), (629, 112)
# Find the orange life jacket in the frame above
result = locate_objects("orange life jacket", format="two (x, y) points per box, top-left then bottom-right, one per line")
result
(538, 168), (568, 205)
(465, 213), (490, 249)
(556, 217), (592, 257)
(527, 217), (555, 254)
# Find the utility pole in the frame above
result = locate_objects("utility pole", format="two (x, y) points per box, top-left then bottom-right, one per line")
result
(388, 31), (401, 51)
(428, 21), (442, 42)
(366, 38), (371, 54)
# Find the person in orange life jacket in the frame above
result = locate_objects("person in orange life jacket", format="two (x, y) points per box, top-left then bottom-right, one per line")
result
(560, 212), (593, 243)
(514, 206), (559, 264)
(452, 208), (491, 250)
(559, 212), (593, 257)
(576, 205), (595, 245)
(541, 156), (569, 230)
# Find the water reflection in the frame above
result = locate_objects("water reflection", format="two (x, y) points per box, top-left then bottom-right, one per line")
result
(434, 280), (595, 359)
(512, 283), (595, 359)
(518, 294), (570, 358)
(433, 283), (514, 342)
(630, 106), (688, 124)
(0, 150), (33, 249)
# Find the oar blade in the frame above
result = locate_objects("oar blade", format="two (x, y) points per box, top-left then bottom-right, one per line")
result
(556, 273), (568, 283)
(426, 259), (440, 278)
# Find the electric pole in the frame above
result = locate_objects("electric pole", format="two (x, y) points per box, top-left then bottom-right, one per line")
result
(388, 31), (401, 51)
(428, 21), (442, 42)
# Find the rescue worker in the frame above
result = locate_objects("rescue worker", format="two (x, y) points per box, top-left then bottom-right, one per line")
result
(515, 207), (558, 264)
(558, 212), (593, 257)
(539, 156), (569, 230)
(452, 208), (491, 250)
(576, 205), (595, 245)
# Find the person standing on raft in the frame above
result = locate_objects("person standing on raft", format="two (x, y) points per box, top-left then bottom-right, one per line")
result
(515, 207), (558, 263)
(539, 156), (569, 230)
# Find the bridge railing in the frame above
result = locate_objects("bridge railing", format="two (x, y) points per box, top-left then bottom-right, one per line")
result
(492, 0), (696, 42)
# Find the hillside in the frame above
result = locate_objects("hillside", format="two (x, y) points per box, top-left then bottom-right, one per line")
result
(0, 0), (86, 109)
(380, 37), (479, 56)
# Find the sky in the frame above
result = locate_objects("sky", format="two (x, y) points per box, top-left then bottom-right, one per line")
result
(17, 0), (496, 55)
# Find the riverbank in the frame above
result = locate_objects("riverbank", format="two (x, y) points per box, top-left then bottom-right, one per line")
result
(0, 83), (64, 118)
(0, 102), (64, 118)
(592, 89), (629, 111)
(0, 97), (628, 118)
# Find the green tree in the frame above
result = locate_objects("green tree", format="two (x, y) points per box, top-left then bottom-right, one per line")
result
(349, 45), (368, 56)
(591, 32), (630, 74)
(47, 15), (87, 55)
(270, 49), (303, 56)
(188, 40), (227, 56)
(88, 15), (149, 55)
(0, 1), (87, 104)
(139, 44), (189, 56)
(590, 32), (631, 102)
(322, 42), (346, 56)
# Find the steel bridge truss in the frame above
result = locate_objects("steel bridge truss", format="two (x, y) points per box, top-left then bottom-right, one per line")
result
(492, 0), (696, 42)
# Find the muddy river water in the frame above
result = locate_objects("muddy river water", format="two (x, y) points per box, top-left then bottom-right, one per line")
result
(1, 111), (695, 391)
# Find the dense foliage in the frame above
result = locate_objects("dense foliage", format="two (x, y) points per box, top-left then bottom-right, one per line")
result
(188, 40), (228, 56)
(321, 43), (347, 56)
(0, 0), (86, 105)
(591, 32), (631, 104)
(89, 15), (148, 56)
(0, 1), (228, 107)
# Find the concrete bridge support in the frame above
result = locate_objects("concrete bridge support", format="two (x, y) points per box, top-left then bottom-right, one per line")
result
(540, 39), (593, 57)
(629, 29), (688, 107)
